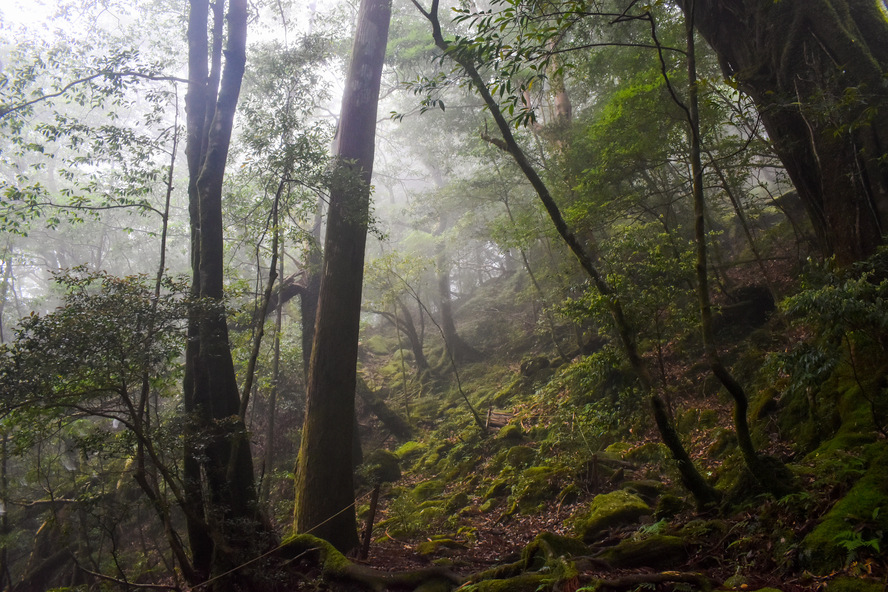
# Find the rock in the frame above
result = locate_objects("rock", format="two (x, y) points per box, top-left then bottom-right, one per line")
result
(621, 480), (663, 503)
(802, 443), (888, 573)
(598, 534), (688, 568)
(504, 445), (536, 468)
(496, 424), (524, 441)
(572, 490), (651, 542)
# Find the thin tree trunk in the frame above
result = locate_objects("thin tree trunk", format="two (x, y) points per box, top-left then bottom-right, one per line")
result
(681, 6), (792, 497)
(414, 0), (719, 508)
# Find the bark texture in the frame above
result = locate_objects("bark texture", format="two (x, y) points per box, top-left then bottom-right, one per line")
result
(293, 0), (392, 553)
(183, 0), (265, 583)
(679, 0), (888, 263)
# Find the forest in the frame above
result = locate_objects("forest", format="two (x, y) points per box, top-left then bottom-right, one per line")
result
(0, 0), (887, 591)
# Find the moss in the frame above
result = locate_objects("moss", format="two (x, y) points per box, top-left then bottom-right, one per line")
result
(604, 442), (632, 455)
(706, 427), (738, 457)
(825, 576), (886, 592)
(279, 533), (351, 577)
(522, 532), (589, 569)
(676, 519), (729, 542)
(413, 580), (456, 592)
(698, 408), (719, 428)
(462, 555), (577, 592)
(492, 376), (530, 407)
(750, 388), (779, 421)
(623, 442), (668, 463)
(395, 440), (425, 461)
(512, 466), (562, 514)
(497, 424), (524, 441)
(363, 334), (394, 355)
(597, 534), (688, 568)
(416, 538), (467, 556)
(654, 494), (687, 520)
(412, 479), (445, 501)
(504, 445), (536, 468)
(484, 478), (511, 500)
(571, 490), (651, 542)
(558, 484), (580, 505)
(444, 491), (470, 514)
(459, 573), (550, 592)
(802, 443), (888, 573)
(621, 480), (662, 503)
(480, 498), (499, 513)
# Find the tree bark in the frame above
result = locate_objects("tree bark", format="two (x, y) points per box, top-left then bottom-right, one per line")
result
(677, 0), (888, 264)
(293, 0), (392, 553)
(183, 0), (265, 582)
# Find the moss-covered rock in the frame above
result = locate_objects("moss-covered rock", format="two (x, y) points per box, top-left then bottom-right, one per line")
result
(597, 534), (688, 568)
(395, 440), (426, 461)
(621, 480), (663, 503)
(654, 493), (687, 520)
(802, 443), (888, 574)
(504, 445), (536, 468)
(484, 478), (511, 500)
(497, 424), (524, 441)
(825, 576), (886, 592)
(412, 479), (445, 501)
(571, 490), (651, 542)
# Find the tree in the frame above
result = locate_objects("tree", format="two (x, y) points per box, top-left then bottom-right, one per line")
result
(413, 0), (721, 508)
(293, 0), (392, 552)
(677, 0), (888, 264)
(182, 0), (266, 581)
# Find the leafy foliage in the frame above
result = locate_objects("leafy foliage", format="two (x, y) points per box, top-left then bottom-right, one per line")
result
(0, 269), (189, 428)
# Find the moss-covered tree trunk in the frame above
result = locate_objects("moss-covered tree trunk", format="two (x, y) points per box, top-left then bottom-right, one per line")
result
(293, 0), (392, 553)
(678, 0), (888, 264)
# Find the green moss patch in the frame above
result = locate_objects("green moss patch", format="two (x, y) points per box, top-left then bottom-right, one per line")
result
(597, 534), (688, 569)
(571, 490), (651, 542)
(802, 443), (888, 573)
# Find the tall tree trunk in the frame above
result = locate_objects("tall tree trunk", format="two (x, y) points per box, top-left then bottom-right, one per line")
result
(183, 0), (265, 582)
(677, 0), (888, 264)
(293, 0), (392, 553)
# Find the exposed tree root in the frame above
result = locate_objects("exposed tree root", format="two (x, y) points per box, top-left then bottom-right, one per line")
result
(279, 535), (462, 591)
(278, 532), (719, 592)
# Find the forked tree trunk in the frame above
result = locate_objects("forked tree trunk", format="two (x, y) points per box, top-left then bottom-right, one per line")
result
(183, 0), (265, 583)
(294, 0), (392, 553)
